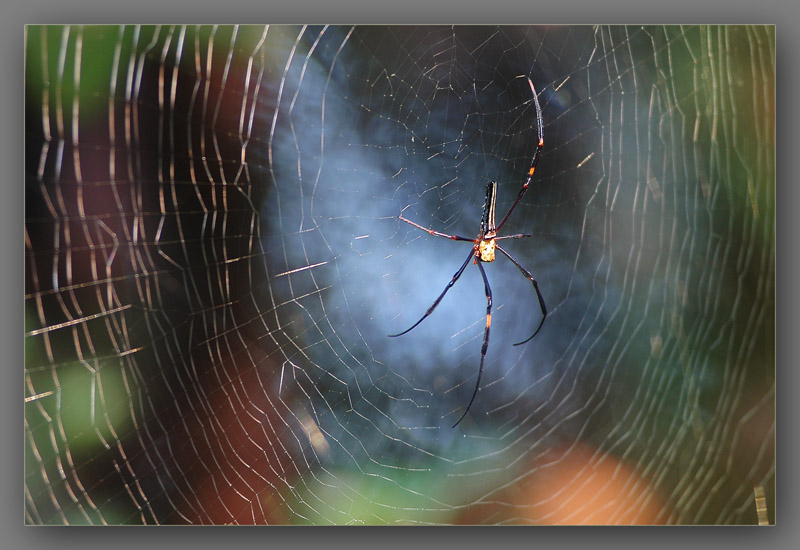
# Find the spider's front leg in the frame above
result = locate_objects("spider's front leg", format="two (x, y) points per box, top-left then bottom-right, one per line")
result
(495, 244), (547, 345)
(388, 247), (475, 338)
(451, 258), (493, 428)
(389, 212), (478, 336)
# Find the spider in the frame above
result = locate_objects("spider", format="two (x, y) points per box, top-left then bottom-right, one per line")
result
(389, 77), (547, 428)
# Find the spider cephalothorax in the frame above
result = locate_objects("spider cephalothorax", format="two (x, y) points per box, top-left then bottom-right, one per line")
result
(477, 235), (496, 262)
(390, 77), (548, 428)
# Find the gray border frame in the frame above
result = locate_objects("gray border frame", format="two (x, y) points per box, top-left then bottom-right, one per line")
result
(9, 2), (790, 548)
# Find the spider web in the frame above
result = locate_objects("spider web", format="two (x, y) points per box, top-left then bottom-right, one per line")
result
(24, 25), (775, 525)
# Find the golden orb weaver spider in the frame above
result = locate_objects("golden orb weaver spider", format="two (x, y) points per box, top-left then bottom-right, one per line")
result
(389, 77), (547, 428)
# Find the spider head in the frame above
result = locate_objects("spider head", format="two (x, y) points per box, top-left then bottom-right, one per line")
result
(478, 237), (496, 262)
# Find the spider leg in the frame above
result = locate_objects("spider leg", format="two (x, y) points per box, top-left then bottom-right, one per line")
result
(389, 248), (475, 338)
(495, 233), (533, 241)
(452, 259), (493, 428)
(398, 215), (474, 242)
(495, 244), (547, 346)
(494, 78), (543, 233)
